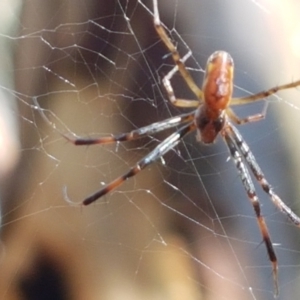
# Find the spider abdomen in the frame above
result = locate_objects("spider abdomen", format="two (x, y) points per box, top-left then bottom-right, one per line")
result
(203, 51), (234, 111)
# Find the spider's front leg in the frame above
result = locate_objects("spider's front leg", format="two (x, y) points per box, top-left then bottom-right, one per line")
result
(82, 122), (195, 205)
(63, 112), (194, 146)
(228, 123), (300, 226)
(222, 124), (278, 296)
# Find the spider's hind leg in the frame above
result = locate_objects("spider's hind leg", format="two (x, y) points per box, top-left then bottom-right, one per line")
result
(153, 0), (203, 103)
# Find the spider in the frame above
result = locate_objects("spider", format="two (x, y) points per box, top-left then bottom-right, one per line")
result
(65, 0), (300, 295)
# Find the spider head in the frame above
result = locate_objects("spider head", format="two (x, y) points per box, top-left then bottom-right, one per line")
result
(194, 106), (226, 144)
(202, 51), (234, 111)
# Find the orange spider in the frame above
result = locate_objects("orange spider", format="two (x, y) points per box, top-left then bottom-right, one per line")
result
(64, 0), (300, 295)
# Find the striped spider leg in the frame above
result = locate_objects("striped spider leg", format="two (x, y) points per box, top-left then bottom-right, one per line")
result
(65, 113), (195, 205)
(222, 122), (300, 296)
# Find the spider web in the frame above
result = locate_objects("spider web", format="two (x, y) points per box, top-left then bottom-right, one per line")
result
(1, 0), (300, 299)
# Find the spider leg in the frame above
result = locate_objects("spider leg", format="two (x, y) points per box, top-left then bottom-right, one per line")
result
(231, 79), (300, 106)
(162, 51), (200, 107)
(222, 124), (278, 296)
(83, 122), (196, 205)
(226, 101), (268, 125)
(227, 123), (300, 226)
(153, 0), (203, 102)
(64, 112), (194, 145)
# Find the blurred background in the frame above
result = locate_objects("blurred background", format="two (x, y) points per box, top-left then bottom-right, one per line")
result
(0, 0), (300, 299)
